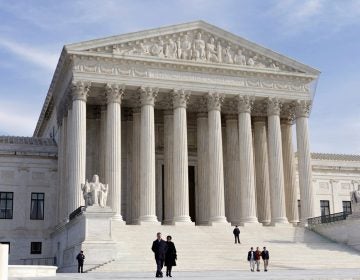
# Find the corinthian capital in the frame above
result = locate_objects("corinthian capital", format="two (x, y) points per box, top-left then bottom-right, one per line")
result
(237, 95), (254, 113)
(105, 83), (125, 104)
(71, 81), (91, 101)
(207, 92), (224, 111)
(266, 97), (282, 116)
(294, 100), (312, 118)
(139, 86), (158, 106)
(172, 89), (190, 109)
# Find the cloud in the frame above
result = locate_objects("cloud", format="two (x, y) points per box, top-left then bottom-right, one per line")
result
(0, 110), (36, 136)
(0, 37), (58, 71)
(268, 0), (360, 35)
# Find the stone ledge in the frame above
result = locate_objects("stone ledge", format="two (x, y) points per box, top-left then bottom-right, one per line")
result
(9, 265), (57, 277)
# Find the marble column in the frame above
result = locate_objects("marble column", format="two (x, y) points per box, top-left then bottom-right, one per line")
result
(105, 84), (124, 221)
(58, 113), (67, 223)
(207, 92), (227, 224)
(281, 117), (299, 224)
(225, 114), (240, 225)
(267, 98), (288, 224)
(126, 112), (133, 223)
(68, 81), (89, 213)
(295, 100), (315, 225)
(172, 89), (192, 224)
(138, 87), (159, 223)
(131, 108), (141, 224)
(66, 106), (72, 217)
(196, 108), (209, 225)
(163, 109), (174, 224)
(253, 117), (271, 224)
(237, 95), (258, 224)
(99, 105), (107, 182)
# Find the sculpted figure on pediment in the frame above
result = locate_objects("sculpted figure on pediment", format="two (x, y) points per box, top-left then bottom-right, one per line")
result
(234, 49), (246, 65)
(140, 42), (149, 55)
(192, 32), (206, 61)
(177, 34), (192, 60)
(164, 38), (177, 58)
(223, 45), (233, 64)
(149, 40), (164, 57)
(206, 37), (219, 62)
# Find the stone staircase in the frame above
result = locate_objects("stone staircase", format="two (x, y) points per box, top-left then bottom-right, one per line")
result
(90, 222), (360, 272)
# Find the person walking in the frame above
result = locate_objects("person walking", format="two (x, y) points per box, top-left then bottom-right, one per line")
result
(247, 247), (255, 272)
(261, 246), (270, 272)
(165, 235), (177, 277)
(152, 232), (168, 278)
(255, 247), (262, 272)
(233, 225), (240, 244)
(76, 250), (85, 273)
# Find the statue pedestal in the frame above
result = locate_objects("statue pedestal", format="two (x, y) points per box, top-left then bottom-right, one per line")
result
(51, 205), (121, 273)
(83, 205), (115, 241)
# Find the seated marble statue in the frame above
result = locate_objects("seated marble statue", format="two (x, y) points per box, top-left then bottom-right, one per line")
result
(81, 175), (108, 208)
(351, 186), (360, 204)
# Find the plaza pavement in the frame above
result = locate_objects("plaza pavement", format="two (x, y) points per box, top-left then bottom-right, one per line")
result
(9, 269), (360, 280)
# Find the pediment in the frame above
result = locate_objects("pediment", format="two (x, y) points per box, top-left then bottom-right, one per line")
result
(66, 21), (320, 75)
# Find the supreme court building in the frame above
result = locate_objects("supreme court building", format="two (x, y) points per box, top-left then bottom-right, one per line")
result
(1, 21), (360, 270)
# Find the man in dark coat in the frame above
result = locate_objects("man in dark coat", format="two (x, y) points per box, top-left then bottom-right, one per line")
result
(261, 246), (270, 271)
(151, 232), (168, 278)
(76, 250), (85, 273)
(233, 225), (240, 244)
(247, 247), (255, 272)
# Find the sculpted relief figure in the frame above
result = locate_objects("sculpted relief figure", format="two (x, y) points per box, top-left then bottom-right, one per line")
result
(234, 49), (246, 65)
(192, 32), (206, 61)
(81, 175), (109, 208)
(149, 40), (164, 57)
(164, 38), (177, 59)
(223, 45), (233, 64)
(178, 34), (192, 60)
(206, 37), (219, 62)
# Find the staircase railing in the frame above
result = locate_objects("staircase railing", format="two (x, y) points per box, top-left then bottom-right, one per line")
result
(69, 206), (85, 221)
(20, 257), (56, 266)
(308, 210), (352, 227)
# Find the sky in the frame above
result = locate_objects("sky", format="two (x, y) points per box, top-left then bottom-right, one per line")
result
(0, 0), (359, 154)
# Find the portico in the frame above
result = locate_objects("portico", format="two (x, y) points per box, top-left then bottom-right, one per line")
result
(35, 21), (320, 226)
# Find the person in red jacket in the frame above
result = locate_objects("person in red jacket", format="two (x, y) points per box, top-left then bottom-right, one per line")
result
(255, 247), (262, 272)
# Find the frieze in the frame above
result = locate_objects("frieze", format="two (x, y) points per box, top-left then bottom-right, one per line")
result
(85, 29), (301, 73)
(73, 61), (310, 93)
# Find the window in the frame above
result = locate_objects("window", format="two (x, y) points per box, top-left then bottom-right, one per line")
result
(30, 193), (44, 220)
(320, 200), (330, 216)
(343, 201), (352, 214)
(30, 242), (42, 254)
(0, 192), (13, 219)
(0, 242), (10, 253)
(297, 200), (301, 220)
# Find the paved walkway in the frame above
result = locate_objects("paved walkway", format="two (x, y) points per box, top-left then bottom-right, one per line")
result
(9, 269), (360, 280)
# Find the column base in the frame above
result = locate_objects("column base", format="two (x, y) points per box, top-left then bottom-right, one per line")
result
(137, 215), (160, 225)
(208, 216), (230, 226)
(112, 214), (125, 223)
(172, 215), (193, 224)
(239, 217), (259, 225)
(270, 217), (289, 226)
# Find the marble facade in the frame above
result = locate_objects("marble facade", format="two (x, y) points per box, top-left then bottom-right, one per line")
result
(33, 21), (321, 226)
(1, 21), (360, 268)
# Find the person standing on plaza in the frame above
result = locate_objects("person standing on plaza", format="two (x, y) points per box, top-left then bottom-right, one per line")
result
(165, 235), (177, 277)
(255, 247), (262, 272)
(76, 250), (85, 273)
(152, 232), (168, 278)
(247, 247), (255, 272)
(261, 246), (270, 272)
(233, 225), (240, 244)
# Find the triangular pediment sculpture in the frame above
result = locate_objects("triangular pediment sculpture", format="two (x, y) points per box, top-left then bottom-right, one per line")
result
(65, 21), (319, 75)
